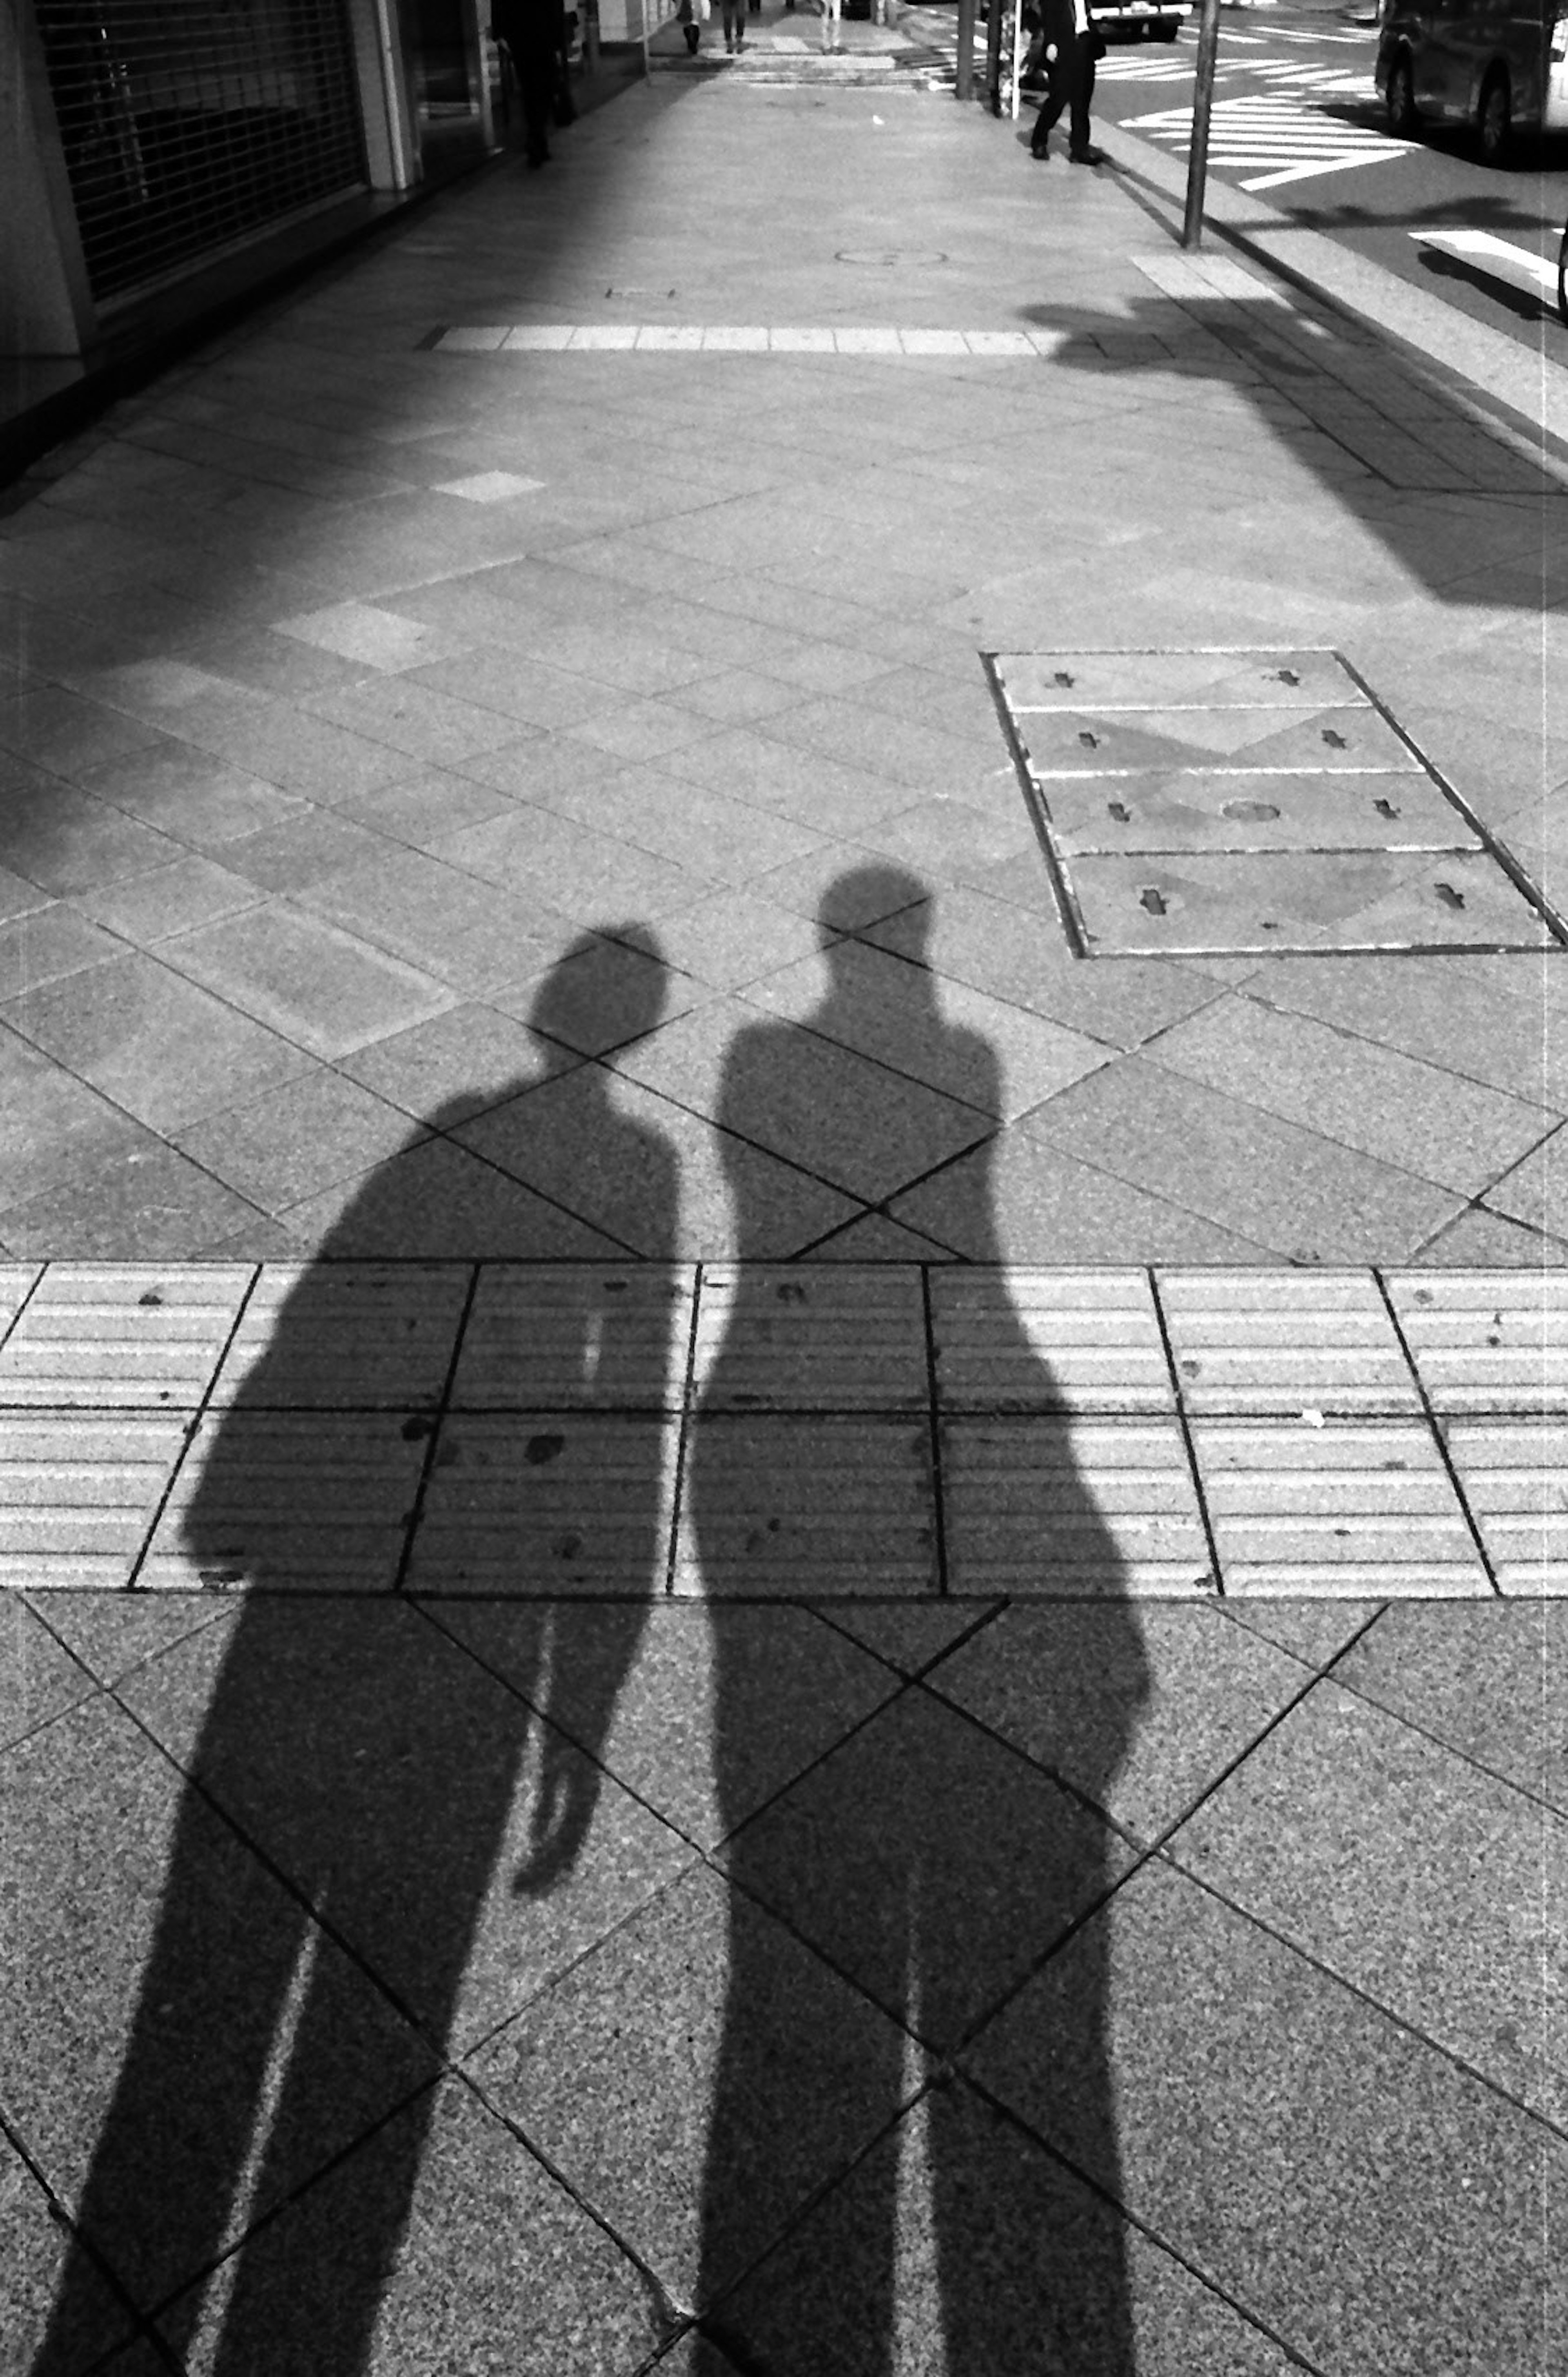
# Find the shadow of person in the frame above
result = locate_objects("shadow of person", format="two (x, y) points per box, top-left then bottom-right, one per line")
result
(688, 867), (1152, 2373)
(30, 929), (680, 2377)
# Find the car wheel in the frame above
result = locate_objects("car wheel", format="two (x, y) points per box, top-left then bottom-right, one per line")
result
(1386, 53), (1419, 136)
(1479, 67), (1512, 163)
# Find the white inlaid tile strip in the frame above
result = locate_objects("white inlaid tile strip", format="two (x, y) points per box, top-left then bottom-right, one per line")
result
(693, 1266), (927, 1410)
(0, 1265), (252, 1409)
(1157, 1270), (1419, 1416)
(933, 1269), (1172, 1413)
(1385, 1271), (1568, 1413)
(432, 325), (1067, 356)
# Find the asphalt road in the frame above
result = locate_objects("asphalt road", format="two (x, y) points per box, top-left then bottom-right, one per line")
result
(1085, 0), (1568, 352)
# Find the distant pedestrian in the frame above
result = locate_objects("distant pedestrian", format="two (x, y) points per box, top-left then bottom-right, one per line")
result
(722, 0), (746, 47)
(820, 0), (842, 48)
(676, 0), (707, 49)
(492, 0), (568, 167)
(1029, 0), (1105, 162)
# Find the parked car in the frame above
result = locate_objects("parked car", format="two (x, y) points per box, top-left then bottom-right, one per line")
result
(1376, 0), (1568, 163)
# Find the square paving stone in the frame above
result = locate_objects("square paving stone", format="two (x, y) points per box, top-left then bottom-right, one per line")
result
(450, 1263), (693, 1410)
(137, 1410), (424, 1590)
(277, 1135), (625, 1261)
(2, 2122), (137, 2376)
(943, 1417), (1212, 1596)
(30, 1589), (233, 1689)
(813, 1602), (1007, 1679)
(675, 1415), (936, 1597)
(1385, 1269), (1568, 1412)
(650, 887), (824, 993)
(0, 1263), (252, 1408)
(1, 1595), (96, 1747)
(336, 1001), (580, 1123)
(717, 1687), (1136, 2053)
(0, 906), (125, 1002)
(1018, 1058), (1461, 1265)
(0, 1142), (264, 1264)
(296, 847), (579, 998)
(740, 937), (1113, 1122)
(118, 1600), (695, 2052)
(209, 1261), (469, 1409)
(408, 1411), (678, 1595)
(162, 2076), (662, 2377)
(1191, 1419), (1490, 1596)
(1483, 1128), (1568, 1241)
(159, 903), (454, 1060)
(692, 1265), (927, 1410)
(4, 1691), (436, 2311)
(1441, 1421), (1568, 1594)
(564, 766), (828, 887)
(1332, 1599), (1568, 1812)
(74, 854), (267, 945)
(0, 1413), (191, 1586)
(428, 1601), (898, 1850)
(926, 1600), (1309, 1844)
(1, 951), (316, 1132)
(1144, 996), (1554, 1199)
(706, 2075), (1302, 2377)
(469, 1864), (914, 2309)
(174, 1071), (423, 1214)
(1167, 1675), (1568, 2124)
(891, 1134), (1274, 1268)
(77, 742), (307, 849)
(1156, 1268), (1419, 1416)
(662, 728), (915, 838)
(431, 802), (714, 923)
(965, 1856), (1564, 2377)
(931, 1268), (1172, 1413)
(490, 927), (706, 1059)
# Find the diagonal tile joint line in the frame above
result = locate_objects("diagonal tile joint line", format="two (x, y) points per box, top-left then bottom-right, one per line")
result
(3, 1263), (1564, 1599)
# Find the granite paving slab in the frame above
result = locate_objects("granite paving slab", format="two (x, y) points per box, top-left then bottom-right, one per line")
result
(1, 1593), (96, 1747)
(1165, 1674), (1567, 2123)
(157, 902), (457, 1061)
(705, 2076), (1303, 2377)
(715, 1686), (1136, 2053)
(161, 2076), (666, 2377)
(116, 1599), (697, 2052)
(4, 1691), (437, 2317)
(1331, 1598), (1568, 1812)
(813, 1600), (1004, 1678)
(924, 1600), (1311, 1845)
(965, 1856), (1565, 2377)
(469, 1864), (913, 2313)
(27, 1587), (234, 1689)
(2, 2123), (138, 2377)
(274, 1133), (627, 1260)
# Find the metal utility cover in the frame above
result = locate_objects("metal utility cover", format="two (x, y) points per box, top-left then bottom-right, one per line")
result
(988, 647), (1565, 959)
(1046, 771), (1479, 856)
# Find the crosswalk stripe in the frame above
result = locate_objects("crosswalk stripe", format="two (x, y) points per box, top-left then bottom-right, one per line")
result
(1412, 227), (1557, 299)
(1122, 90), (1405, 187)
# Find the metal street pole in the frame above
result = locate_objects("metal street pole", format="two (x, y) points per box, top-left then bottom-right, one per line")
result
(1182, 0), (1223, 248)
(984, 0), (1005, 112)
(956, 0), (976, 99)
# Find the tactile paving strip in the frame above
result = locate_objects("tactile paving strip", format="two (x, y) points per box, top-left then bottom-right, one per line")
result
(672, 1416), (937, 1594)
(410, 1413), (679, 1594)
(450, 1267), (693, 1410)
(0, 1266), (253, 1408)
(693, 1266), (927, 1409)
(942, 1417), (1212, 1593)
(1384, 1272), (1568, 1413)
(1158, 1271), (1419, 1416)
(1441, 1422), (1568, 1595)
(139, 1412), (428, 1591)
(210, 1265), (471, 1409)
(1190, 1420), (1491, 1596)
(931, 1269), (1172, 1412)
(986, 647), (1565, 959)
(0, 1265), (42, 1337)
(0, 1414), (193, 1587)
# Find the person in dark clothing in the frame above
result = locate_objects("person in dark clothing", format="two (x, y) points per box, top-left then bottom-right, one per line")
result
(1029, 0), (1105, 163)
(492, 0), (568, 166)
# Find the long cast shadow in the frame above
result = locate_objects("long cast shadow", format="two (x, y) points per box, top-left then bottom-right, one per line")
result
(690, 866), (1153, 2373)
(30, 929), (679, 2375)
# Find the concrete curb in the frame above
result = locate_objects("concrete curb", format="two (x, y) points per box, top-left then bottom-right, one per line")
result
(1095, 111), (1568, 461)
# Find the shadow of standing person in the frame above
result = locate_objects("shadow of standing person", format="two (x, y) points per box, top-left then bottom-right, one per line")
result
(689, 867), (1151, 2373)
(30, 930), (681, 2377)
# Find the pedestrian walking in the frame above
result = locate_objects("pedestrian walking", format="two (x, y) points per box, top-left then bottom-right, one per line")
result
(676, 0), (708, 49)
(491, 0), (569, 167)
(820, 0), (842, 48)
(722, 0), (746, 49)
(1029, 0), (1105, 162)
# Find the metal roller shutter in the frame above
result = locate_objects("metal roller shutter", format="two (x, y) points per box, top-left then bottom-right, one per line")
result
(35, 0), (369, 307)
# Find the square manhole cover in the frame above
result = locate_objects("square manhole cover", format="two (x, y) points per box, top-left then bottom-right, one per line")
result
(987, 647), (1566, 958)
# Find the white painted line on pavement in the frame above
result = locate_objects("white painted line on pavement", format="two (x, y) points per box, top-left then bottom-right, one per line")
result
(1410, 227), (1557, 300)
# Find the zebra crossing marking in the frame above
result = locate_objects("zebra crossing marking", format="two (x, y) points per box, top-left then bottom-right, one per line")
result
(1121, 87), (1405, 188)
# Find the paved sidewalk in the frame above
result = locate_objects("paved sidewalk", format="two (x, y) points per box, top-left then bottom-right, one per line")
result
(3, 38), (1566, 2377)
